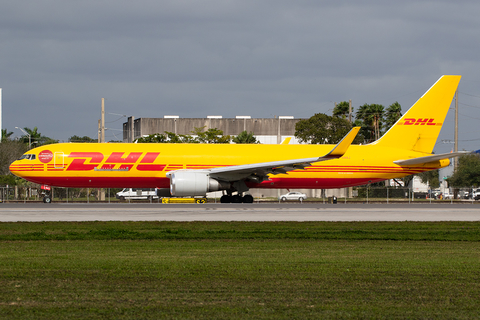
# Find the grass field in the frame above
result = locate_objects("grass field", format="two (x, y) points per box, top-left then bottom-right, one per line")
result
(1, 221), (479, 319)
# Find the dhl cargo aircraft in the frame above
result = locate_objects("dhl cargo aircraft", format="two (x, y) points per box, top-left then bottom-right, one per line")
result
(10, 75), (468, 203)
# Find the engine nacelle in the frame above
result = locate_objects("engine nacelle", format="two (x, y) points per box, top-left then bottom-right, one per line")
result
(169, 171), (229, 197)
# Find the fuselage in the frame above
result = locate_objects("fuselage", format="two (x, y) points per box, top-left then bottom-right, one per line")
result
(9, 142), (447, 189)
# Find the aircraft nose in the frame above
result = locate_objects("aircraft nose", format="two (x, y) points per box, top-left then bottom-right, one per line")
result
(9, 160), (28, 178)
(9, 160), (21, 177)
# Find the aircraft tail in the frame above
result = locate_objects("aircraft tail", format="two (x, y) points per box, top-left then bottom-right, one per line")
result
(372, 75), (461, 153)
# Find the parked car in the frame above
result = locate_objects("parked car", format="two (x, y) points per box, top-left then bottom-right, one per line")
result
(472, 189), (480, 200)
(115, 188), (159, 201)
(279, 192), (307, 201)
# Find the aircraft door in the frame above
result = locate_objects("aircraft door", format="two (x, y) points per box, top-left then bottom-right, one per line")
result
(54, 152), (65, 168)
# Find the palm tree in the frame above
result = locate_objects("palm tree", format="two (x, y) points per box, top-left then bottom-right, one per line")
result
(368, 104), (384, 140)
(1, 129), (13, 142)
(355, 104), (373, 143)
(333, 101), (351, 120)
(232, 131), (258, 144)
(385, 102), (402, 131)
(20, 127), (57, 147)
(21, 127), (42, 148)
(355, 104), (385, 142)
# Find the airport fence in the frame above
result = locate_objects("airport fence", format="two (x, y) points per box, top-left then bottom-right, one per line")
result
(1, 185), (479, 203)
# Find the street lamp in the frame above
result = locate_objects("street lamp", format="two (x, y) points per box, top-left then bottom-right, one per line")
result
(15, 127), (31, 149)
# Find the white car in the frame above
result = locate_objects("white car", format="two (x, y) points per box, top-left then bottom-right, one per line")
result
(279, 192), (307, 201)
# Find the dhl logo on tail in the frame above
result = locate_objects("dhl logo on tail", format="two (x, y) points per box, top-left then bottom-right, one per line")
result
(398, 118), (441, 126)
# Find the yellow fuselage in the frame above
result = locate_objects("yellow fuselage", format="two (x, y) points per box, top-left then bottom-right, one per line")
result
(9, 142), (447, 189)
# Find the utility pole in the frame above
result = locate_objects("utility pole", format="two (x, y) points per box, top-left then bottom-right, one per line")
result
(99, 98), (105, 201)
(454, 90), (458, 169)
(348, 99), (352, 123)
(131, 116), (135, 143)
(98, 120), (101, 143)
(0, 88), (2, 142)
(101, 98), (105, 143)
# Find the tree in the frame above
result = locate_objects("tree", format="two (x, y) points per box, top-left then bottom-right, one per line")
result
(69, 135), (96, 143)
(417, 169), (440, 189)
(0, 140), (27, 176)
(295, 113), (356, 144)
(1, 129), (13, 142)
(232, 131), (258, 144)
(447, 154), (480, 187)
(355, 104), (385, 142)
(20, 127), (58, 148)
(135, 127), (230, 144)
(192, 127), (231, 144)
(0, 174), (16, 186)
(385, 102), (402, 131)
(333, 101), (351, 120)
(135, 132), (194, 143)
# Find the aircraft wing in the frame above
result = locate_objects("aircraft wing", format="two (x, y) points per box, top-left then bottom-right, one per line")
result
(393, 151), (472, 166)
(209, 127), (360, 181)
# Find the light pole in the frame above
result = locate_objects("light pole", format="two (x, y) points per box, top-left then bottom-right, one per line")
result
(15, 127), (31, 149)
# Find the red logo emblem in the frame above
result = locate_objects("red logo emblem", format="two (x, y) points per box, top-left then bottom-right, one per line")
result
(38, 150), (54, 163)
(399, 118), (440, 126)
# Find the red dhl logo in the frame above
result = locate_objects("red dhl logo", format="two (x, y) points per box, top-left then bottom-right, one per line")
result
(66, 152), (165, 171)
(398, 118), (441, 126)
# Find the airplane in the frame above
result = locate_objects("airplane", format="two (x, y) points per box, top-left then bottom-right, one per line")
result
(10, 75), (468, 203)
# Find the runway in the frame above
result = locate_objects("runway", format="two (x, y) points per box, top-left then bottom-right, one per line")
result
(0, 202), (479, 222)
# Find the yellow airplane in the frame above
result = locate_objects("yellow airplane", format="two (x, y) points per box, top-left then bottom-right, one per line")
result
(10, 75), (467, 203)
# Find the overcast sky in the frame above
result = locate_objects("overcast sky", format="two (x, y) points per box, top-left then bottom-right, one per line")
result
(2, 0), (480, 153)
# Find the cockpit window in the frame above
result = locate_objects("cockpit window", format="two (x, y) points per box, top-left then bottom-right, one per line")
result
(18, 154), (36, 160)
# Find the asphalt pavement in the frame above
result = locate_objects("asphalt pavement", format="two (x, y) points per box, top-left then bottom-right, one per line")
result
(0, 202), (479, 222)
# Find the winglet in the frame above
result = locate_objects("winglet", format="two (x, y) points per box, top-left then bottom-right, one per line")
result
(324, 126), (360, 158)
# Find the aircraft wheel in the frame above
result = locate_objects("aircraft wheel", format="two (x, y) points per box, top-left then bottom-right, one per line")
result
(43, 196), (52, 203)
(243, 195), (254, 203)
(220, 195), (231, 203)
(231, 195), (242, 203)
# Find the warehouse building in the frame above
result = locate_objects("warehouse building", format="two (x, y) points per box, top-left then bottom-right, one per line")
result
(123, 115), (302, 144)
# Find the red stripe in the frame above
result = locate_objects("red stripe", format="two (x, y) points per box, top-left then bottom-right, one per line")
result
(137, 164), (166, 171)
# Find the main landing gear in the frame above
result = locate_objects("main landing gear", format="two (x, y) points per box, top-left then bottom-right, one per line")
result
(220, 193), (254, 203)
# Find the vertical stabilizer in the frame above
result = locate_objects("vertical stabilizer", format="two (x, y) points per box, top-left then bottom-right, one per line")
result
(372, 75), (461, 153)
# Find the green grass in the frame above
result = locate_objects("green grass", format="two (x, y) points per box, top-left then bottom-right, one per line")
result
(1, 222), (479, 319)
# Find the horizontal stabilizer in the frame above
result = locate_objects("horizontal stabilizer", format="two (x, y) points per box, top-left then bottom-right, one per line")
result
(394, 151), (471, 166)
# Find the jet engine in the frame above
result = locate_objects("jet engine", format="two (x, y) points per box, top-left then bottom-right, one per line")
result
(168, 171), (230, 197)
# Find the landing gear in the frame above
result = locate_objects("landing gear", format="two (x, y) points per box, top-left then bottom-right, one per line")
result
(231, 195), (242, 203)
(220, 195), (231, 203)
(220, 193), (254, 203)
(243, 194), (254, 203)
(43, 196), (52, 203)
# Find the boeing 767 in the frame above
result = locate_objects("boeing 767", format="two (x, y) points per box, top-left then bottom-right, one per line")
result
(10, 75), (467, 203)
